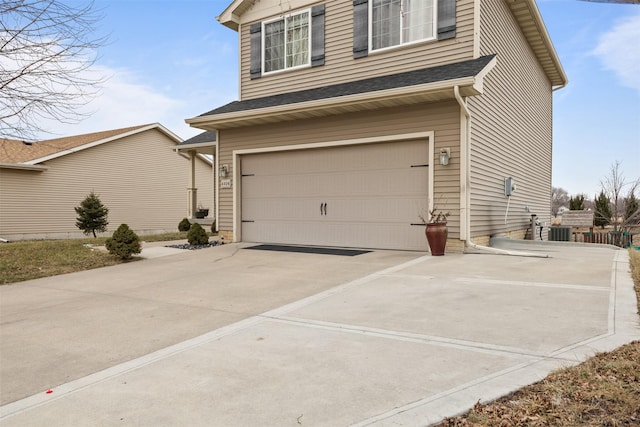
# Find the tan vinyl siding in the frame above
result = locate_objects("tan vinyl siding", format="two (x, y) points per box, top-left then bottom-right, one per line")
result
(217, 101), (461, 239)
(0, 129), (214, 240)
(239, 0), (476, 100)
(467, 0), (552, 238)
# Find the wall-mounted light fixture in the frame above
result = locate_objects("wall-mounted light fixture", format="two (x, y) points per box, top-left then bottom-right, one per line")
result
(219, 164), (228, 178)
(439, 148), (450, 166)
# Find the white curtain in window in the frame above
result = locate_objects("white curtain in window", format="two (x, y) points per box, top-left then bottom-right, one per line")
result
(372, 0), (401, 50)
(286, 12), (309, 68)
(403, 0), (434, 43)
(264, 20), (285, 72)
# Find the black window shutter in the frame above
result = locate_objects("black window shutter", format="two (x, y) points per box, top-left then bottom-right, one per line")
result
(352, 0), (368, 58)
(311, 4), (325, 67)
(437, 0), (456, 40)
(249, 22), (262, 79)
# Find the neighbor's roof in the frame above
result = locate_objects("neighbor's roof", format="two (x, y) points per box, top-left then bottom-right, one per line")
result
(188, 55), (496, 130)
(0, 123), (182, 165)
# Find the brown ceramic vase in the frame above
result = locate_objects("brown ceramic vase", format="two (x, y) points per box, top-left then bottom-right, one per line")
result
(425, 223), (447, 256)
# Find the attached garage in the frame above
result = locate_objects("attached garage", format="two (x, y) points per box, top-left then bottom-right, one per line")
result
(239, 139), (431, 251)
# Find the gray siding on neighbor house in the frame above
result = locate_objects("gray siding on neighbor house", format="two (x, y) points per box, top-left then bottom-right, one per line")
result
(216, 101), (462, 239)
(467, 0), (553, 238)
(238, 0), (476, 100)
(0, 129), (214, 240)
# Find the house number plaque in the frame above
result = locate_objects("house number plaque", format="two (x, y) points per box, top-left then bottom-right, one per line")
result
(220, 179), (232, 189)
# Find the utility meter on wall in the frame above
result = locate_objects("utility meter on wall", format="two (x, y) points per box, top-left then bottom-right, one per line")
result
(504, 177), (516, 196)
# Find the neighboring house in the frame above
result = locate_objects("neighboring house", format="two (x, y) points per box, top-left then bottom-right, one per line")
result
(181, 0), (566, 251)
(0, 124), (214, 241)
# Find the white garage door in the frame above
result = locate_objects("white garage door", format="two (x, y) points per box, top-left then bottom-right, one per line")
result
(240, 140), (430, 250)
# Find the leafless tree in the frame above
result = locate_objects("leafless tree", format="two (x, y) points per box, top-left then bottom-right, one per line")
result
(551, 186), (569, 217)
(599, 161), (640, 245)
(0, 0), (106, 140)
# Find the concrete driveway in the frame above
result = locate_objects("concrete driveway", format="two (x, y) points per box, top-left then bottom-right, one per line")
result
(1, 240), (638, 426)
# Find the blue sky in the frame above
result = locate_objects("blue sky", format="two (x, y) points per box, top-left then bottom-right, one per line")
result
(40, 0), (639, 199)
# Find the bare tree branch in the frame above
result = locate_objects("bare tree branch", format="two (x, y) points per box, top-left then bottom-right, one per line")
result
(599, 161), (640, 234)
(0, 0), (107, 140)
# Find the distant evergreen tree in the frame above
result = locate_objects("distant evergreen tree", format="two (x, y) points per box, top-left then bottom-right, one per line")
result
(624, 191), (639, 225)
(106, 224), (141, 260)
(569, 194), (585, 210)
(75, 192), (109, 238)
(594, 191), (611, 229)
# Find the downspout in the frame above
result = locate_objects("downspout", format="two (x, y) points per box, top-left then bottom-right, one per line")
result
(215, 129), (220, 233)
(453, 85), (547, 258)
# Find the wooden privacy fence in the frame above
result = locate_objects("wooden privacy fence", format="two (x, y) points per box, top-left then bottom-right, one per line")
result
(572, 230), (634, 248)
(551, 210), (636, 248)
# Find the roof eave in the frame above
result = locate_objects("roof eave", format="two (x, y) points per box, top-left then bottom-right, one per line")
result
(24, 123), (183, 165)
(175, 141), (218, 157)
(507, 0), (568, 88)
(217, 0), (253, 31)
(187, 76), (486, 130)
(0, 162), (49, 171)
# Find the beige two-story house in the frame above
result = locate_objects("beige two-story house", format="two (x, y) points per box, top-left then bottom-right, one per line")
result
(183, 0), (566, 252)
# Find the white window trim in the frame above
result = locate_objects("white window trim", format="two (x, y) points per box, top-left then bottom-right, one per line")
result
(368, 0), (437, 54)
(262, 8), (312, 76)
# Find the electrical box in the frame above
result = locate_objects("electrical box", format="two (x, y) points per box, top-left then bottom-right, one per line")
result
(504, 177), (516, 196)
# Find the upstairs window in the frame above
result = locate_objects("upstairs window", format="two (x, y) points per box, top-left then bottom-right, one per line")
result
(353, 0), (455, 59)
(249, 5), (324, 80)
(263, 10), (310, 73)
(371, 0), (435, 51)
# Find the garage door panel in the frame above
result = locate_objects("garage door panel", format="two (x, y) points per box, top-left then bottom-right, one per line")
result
(242, 174), (325, 198)
(241, 140), (430, 251)
(320, 197), (427, 223)
(243, 220), (427, 251)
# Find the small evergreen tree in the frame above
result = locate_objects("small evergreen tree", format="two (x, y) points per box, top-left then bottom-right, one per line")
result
(178, 218), (191, 232)
(105, 224), (141, 260)
(624, 190), (639, 226)
(568, 194), (585, 210)
(210, 220), (217, 235)
(187, 223), (209, 245)
(594, 191), (611, 229)
(75, 191), (109, 238)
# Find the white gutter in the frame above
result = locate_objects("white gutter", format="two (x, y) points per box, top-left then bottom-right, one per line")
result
(453, 85), (548, 258)
(0, 163), (48, 171)
(187, 76), (478, 129)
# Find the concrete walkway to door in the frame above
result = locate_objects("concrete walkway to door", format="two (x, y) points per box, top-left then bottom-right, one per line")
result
(0, 240), (638, 426)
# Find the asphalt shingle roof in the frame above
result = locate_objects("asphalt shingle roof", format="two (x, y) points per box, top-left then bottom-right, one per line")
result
(179, 131), (217, 146)
(0, 125), (150, 164)
(199, 55), (496, 117)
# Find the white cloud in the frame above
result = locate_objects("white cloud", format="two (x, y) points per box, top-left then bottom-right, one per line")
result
(36, 65), (203, 141)
(592, 13), (640, 95)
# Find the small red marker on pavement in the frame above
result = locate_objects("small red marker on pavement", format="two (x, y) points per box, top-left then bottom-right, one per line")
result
(46, 389), (53, 394)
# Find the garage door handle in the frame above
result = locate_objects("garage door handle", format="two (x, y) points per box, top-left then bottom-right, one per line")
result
(320, 202), (327, 216)
(324, 203), (327, 215)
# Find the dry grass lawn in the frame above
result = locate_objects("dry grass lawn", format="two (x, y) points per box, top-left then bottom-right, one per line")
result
(0, 232), (189, 285)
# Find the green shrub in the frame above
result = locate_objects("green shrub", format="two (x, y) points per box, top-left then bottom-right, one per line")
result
(210, 220), (217, 234)
(106, 224), (141, 260)
(187, 223), (209, 245)
(178, 218), (191, 232)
